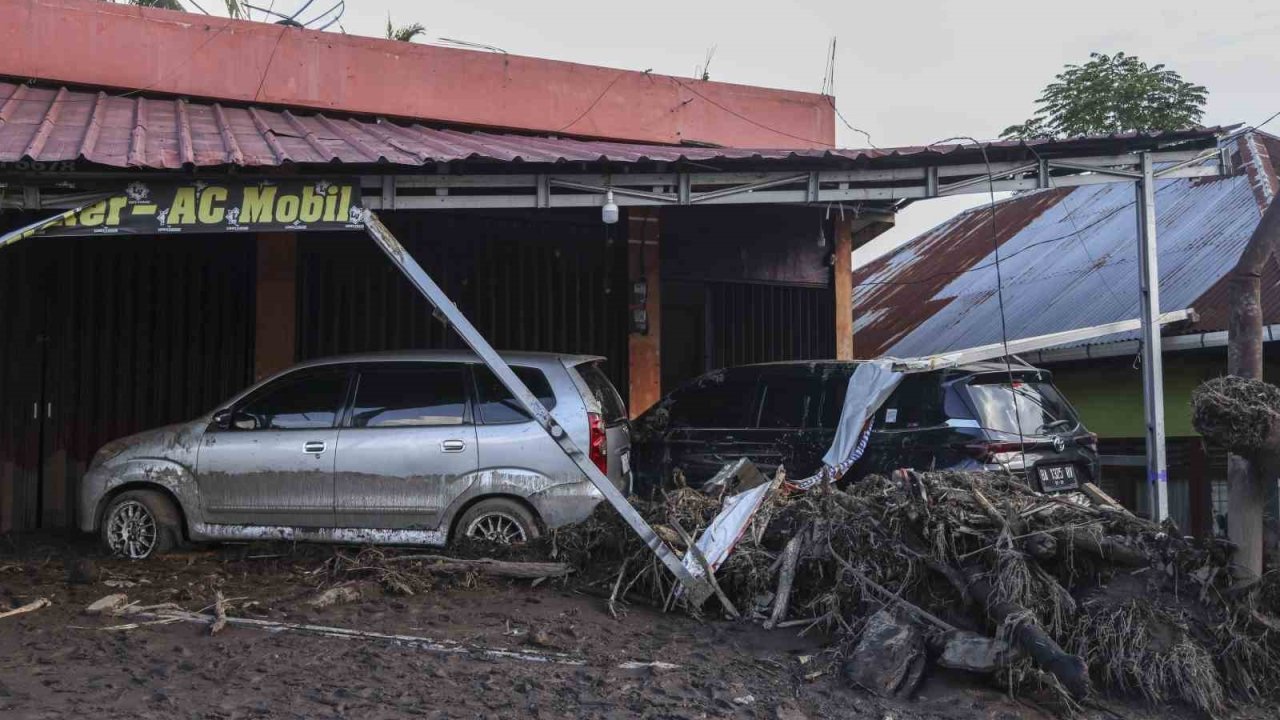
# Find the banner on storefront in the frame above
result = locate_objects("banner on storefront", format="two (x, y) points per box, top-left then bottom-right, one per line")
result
(34, 179), (365, 238)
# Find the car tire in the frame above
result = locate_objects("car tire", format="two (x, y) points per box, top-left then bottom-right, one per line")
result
(455, 498), (541, 545)
(101, 489), (181, 560)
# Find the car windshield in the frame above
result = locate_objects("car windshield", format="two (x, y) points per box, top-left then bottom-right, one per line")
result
(966, 378), (1079, 439)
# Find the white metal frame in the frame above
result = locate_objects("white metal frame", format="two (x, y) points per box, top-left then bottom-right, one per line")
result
(354, 148), (1227, 211)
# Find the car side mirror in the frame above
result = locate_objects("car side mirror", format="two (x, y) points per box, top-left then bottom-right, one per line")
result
(212, 409), (232, 430)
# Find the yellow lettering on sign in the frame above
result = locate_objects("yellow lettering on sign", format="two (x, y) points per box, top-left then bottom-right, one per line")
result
(105, 196), (129, 225)
(241, 186), (277, 223)
(299, 186), (324, 223)
(338, 185), (352, 221)
(198, 187), (228, 224)
(276, 195), (300, 223)
(323, 184), (339, 221)
(168, 188), (197, 225)
(80, 203), (105, 227)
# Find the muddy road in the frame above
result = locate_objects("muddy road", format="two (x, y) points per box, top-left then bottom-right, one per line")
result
(0, 536), (1241, 719)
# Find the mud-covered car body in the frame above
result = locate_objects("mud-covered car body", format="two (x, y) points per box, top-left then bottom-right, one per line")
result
(80, 350), (630, 547)
(631, 360), (1099, 494)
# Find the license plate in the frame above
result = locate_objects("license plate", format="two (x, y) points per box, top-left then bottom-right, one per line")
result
(620, 450), (631, 476)
(1037, 464), (1079, 492)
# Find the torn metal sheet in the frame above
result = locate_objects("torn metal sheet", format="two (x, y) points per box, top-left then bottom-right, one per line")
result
(361, 211), (715, 606)
(684, 477), (775, 577)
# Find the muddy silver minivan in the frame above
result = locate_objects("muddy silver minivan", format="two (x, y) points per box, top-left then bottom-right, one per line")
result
(80, 351), (630, 559)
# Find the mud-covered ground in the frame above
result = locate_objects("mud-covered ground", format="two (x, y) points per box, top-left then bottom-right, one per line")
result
(0, 535), (1254, 719)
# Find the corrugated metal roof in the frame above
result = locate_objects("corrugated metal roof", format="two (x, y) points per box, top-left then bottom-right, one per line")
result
(851, 131), (1280, 360)
(0, 81), (1225, 170)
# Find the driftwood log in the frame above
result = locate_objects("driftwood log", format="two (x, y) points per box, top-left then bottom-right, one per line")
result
(382, 555), (573, 579)
(1050, 529), (1149, 567)
(966, 574), (1090, 699)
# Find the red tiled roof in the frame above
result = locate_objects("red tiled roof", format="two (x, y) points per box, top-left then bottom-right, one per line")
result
(0, 82), (1226, 170)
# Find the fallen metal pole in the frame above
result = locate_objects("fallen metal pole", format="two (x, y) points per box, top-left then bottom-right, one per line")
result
(361, 212), (714, 605)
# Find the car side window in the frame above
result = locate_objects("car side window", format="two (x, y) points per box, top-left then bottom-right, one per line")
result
(878, 375), (943, 429)
(351, 364), (468, 428)
(756, 374), (819, 429)
(473, 366), (558, 424)
(232, 368), (349, 431)
(666, 370), (759, 428)
(818, 370), (855, 429)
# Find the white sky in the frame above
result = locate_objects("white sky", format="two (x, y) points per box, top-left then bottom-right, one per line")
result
(221, 1), (1279, 265)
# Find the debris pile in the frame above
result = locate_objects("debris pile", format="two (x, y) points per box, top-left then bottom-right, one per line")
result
(1191, 375), (1280, 455)
(555, 469), (1280, 714)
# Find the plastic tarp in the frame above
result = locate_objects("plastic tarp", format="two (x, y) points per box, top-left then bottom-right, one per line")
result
(790, 360), (904, 489)
(683, 361), (904, 584)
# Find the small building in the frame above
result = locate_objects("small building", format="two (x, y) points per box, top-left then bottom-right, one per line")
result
(0, 0), (1224, 536)
(852, 129), (1280, 537)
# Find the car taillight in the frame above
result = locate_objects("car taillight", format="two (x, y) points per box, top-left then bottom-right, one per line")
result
(588, 412), (608, 475)
(958, 441), (1025, 462)
(1081, 432), (1098, 451)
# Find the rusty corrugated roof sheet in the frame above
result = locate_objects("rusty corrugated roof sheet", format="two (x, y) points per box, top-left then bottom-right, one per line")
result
(0, 81), (1225, 169)
(851, 131), (1280, 359)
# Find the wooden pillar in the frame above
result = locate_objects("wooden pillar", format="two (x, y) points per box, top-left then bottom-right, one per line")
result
(834, 217), (854, 360)
(254, 232), (297, 381)
(627, 209), (661, 418)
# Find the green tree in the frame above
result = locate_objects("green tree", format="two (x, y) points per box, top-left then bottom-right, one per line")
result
(1001, 52), (1208, 139)
(386, 15), (426, 43)
(111, 0), (185, 9)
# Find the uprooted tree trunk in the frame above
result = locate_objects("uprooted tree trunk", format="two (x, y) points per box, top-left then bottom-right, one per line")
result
(1226, 197), (1280, 580)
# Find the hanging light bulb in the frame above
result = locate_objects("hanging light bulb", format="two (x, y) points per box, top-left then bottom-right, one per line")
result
(601, 189), (619, 225)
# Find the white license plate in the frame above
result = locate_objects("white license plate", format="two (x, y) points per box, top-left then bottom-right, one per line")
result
(620, 450), (631, 475)
(1037, 464), (1078, 492)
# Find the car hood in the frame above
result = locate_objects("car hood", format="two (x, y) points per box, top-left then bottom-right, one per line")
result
(95, 420), (205, 467)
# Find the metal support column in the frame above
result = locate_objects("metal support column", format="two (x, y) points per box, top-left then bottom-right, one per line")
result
(1135, 153), (1169, 521)
(361, 212), (715, 605)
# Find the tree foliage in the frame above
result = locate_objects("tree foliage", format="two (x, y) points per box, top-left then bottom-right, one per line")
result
(1001, 52), (1207, 139)
(386, 15), (426, 43)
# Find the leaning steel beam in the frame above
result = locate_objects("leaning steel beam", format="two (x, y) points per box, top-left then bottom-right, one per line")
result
(360, 212), (715, 606)
(889, 308), (1195, 372)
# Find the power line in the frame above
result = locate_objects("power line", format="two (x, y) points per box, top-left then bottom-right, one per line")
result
(557, 71), (628, 133)
(1253, 109), (1280, 132)
(1025, 143), (1132, 314)
(668, 77), (834, 147)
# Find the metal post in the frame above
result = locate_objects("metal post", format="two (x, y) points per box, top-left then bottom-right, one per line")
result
(361, 212), (715, 605)
(1135, 153), (1169, 521)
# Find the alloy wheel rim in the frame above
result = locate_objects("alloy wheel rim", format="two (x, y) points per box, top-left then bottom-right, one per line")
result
(465, 512), (527, 544)
(106, 501), (158, 559)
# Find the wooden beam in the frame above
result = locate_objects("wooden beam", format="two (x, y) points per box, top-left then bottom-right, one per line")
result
(834, 217), (854, 360)
(627, 209), (662, 417)
(254, 232), (297, 381)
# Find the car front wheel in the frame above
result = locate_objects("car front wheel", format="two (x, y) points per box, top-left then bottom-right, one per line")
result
(102, 490), (181, 559)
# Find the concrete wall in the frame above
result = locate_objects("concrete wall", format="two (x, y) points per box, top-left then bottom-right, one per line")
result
(0, 0), (834, 148)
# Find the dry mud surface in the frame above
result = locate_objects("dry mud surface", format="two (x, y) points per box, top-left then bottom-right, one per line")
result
(0, 536), (1257, 719)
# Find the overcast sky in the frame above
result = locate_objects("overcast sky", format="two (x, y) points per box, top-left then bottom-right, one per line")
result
(226, 0), (1279, 264)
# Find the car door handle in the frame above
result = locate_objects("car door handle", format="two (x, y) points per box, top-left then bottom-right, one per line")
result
(441, 440), (466, 453)
(303, 441), (327, 454)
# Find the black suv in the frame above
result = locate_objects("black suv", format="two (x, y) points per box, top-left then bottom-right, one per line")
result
(631, 359), (1100, 495)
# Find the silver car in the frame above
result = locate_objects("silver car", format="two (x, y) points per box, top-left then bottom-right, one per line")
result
(79, 351), (631, 559)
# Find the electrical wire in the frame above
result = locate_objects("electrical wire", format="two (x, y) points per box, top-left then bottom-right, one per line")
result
(1025, 144), (1133, 314)
(854, 178), (1184, 289)
(557, 71), (628, 133)
(668, 77), (834, 147)
(929, 135), (1030, 479)
(1253, 109), (1280, 132)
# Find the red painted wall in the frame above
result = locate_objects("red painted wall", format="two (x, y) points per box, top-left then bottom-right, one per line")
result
(0, 0), (835, 148)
